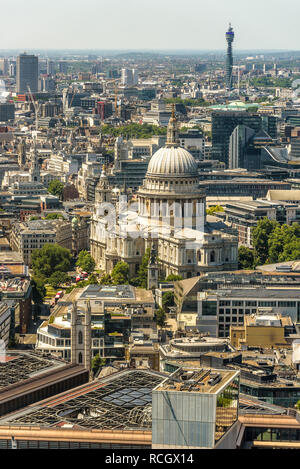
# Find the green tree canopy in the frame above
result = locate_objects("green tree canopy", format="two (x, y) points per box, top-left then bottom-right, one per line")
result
(76, 251), (96, 274)
(162, 291), (175, 313)
(99, 274), (112, 285)
(48, 180), (64, 199)
(87, 273), (99, 285)
(165, 274), (183, 282)
(238, 246), (255, 270)
(252, 218), (278, 266)
(48, 271), (68, 289)
(91, 354), (106, 375)
(248, 219), (300, 267)
(135, 248), (151, 288)
(111, 261), (130, 285)
(206, 205), (224, 215)
(45, 213), (63, 220)
(31, 243), (72, 278)
(31, 277), (46, 304)
(155, 307), (167, 328)
(101, 123), (167, 139)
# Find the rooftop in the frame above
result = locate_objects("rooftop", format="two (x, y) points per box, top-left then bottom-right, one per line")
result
(0, 369), (166, 430)
(155, 367), (238, 394)
(0, 351), (66, 391)
(201, 287), (300, 299)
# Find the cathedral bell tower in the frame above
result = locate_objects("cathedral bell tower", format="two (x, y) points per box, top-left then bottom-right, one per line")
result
(95, 165), (112, 205)
(29, 143), (41, 183)
(71, 300), (92, 375)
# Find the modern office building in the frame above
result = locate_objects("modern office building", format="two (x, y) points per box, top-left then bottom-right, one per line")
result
(0, 366), (299, 449)
(196, 288), (300, 338)
(159, 337), (234, 372)
(152, 366), (240, 449)
(36, 284), (155, 362)
(222, 199), (300, 247)
(16, 54), (38, 93)
(225, 23), (235, 90)
(0, 104), (15, 123)
(200, 178), (290, 199)
(121, 68), (138, 86)
(229, 126), (274, 170)
(230, 312), (295, 349)
(211, 111), (276, 167)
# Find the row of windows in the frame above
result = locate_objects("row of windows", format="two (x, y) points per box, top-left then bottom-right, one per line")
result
(0, 440), (149, 449)
(219, 300), (298, 308)
(245, 427), (300, 443)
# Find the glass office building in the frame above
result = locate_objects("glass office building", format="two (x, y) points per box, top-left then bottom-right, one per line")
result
(152, 367), (240, 449)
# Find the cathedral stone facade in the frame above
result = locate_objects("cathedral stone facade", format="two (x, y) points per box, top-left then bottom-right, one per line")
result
(90, 112), (238, 279)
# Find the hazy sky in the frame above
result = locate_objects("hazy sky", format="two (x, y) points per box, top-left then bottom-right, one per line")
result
(1, 0), (300, 50)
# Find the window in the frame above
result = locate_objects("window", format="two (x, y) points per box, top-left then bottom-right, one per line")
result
(278, 301), (296, 308)
(210, 251), (215, 263)
(258, 301), (276, 307)
(246, 301), (257, 306)
(232, 301), (243, 306)
(78, 352), (83, 364)
(78, 331), (83, 345)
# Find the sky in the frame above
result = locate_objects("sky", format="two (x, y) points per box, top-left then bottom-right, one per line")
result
(1, 0), (300, 51)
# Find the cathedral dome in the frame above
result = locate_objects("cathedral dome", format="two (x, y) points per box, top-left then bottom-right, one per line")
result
(147, 146), (198, 178)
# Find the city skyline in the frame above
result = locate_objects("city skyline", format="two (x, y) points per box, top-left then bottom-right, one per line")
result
(1, 0), (300, 50)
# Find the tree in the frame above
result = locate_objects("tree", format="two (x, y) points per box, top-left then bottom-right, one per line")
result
(238, 246), (255, 270)
(206, 205), (224, 215)
(76, 250), (96, 274)
(155, 307), (167, 328)
(296, 400), (300, 411)
(136, 248), (151, 288)
(31, 243), (72, 278)
(279, 238), (300, 262)
(31, 277), (46, 304)
(87, 273), (99, 285)
(45, 213), (63, 220)
(252, 218), (278, 266)
(111, 261), (130, 285)
(162, 291), (175, 313)
(91, 354), (106, 375)
(48, 180), (64, 199)
(99, 274), (112, 285)
(48, 271), (68, 289)
(165, 274), (183, 282)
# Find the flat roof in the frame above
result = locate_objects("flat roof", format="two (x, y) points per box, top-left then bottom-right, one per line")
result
(203, 288), (300, 299)
(80, 284), (135, 300)
(155, 367), (238, 395)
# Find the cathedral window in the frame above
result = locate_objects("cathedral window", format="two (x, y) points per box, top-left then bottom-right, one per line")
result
(78, 352), (83, 364)
(78, 331), (83, 344)
(210, 251), (215, 263)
